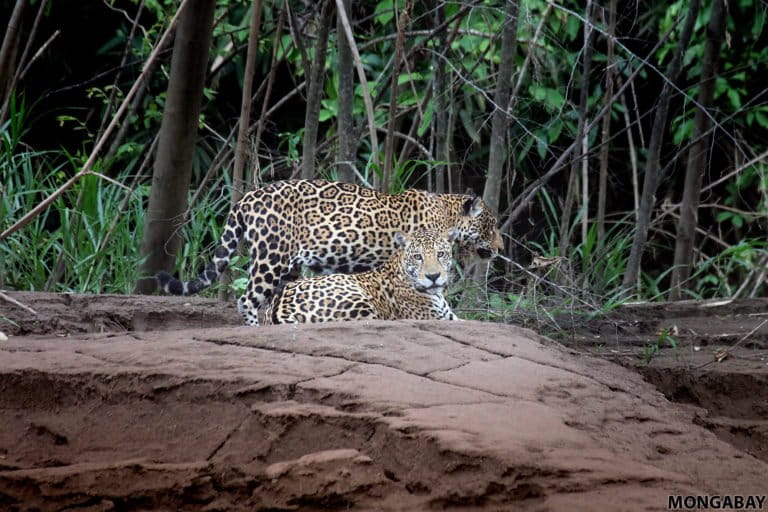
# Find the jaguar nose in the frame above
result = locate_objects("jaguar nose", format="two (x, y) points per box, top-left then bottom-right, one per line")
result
(425, 272), (440, 283)
(476, 248), (492, 259)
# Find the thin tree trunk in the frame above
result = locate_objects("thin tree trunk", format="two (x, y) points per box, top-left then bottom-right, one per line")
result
(336, 0), (355, 183)
(558, 169), (578, 255)
(251, 3), (287, 185)
(466, 0), (519, 294)
(580, 129), (589, 246)
(621, 0), (702, 294)
(433, 0), (448, 194)
(219, 0), (263, 302)
(233, 0), (263, 198)
(0, 0), (26, 99)
(334, 0), (380, 180)
(481, 0), (519, 217)
(447, 78), (461, 192)
(382, 2), (410, 193)
(669, 0), (726, 300)
(301, 0), (333, 180)
(1, 0), (48, 123)
(596, 0), (616, 242)
(620, 89), (640, 220)
(135, 0), (216, 294)
(559, 0), (593, 257)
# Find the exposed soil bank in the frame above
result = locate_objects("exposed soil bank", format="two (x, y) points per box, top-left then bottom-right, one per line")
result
(1, 292), (766, 510)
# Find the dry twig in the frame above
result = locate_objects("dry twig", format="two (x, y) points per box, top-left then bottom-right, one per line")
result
(0, 291), (39, 316)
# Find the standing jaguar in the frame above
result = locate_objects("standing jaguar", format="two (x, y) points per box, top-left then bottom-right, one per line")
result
(156, 179), (502, 325)
(262, 229), (459, 324)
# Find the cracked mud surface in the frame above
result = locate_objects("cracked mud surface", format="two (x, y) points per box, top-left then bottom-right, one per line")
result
(1, 292), (767, 511)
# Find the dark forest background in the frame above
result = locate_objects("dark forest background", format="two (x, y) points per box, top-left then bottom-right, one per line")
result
(1, 0), (766, 321)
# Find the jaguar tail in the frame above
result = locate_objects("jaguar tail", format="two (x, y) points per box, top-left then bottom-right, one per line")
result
(156, 206), (243, 295)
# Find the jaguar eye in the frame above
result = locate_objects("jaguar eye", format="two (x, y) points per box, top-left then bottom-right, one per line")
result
(412, 254), (423, 261)
(437, 251), (446, 258)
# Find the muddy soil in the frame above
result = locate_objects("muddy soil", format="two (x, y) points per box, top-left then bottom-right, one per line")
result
(563, 298), (768, 465)
(1, 292), (767, 511)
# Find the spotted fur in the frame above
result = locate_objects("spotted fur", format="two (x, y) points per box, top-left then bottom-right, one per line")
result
(263, 229), (459, 324)
(156, 179), (502, 325)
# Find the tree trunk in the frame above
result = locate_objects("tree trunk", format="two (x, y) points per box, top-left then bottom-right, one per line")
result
(0, 0), (26, 99)
(433, 0), (448, 194)
(252, 1), (285, 186)
(669, 0), (726, 300)
(336, 0), (355, 183)
(233, 0), (264, 199)
(481, 0), (519, 217)
(596, 0), (616, 242)
(559, 0), (593, 257)
(621, 0), (702, 295)
(135, 0), (216, 294)
(220, 0), (264, 302)
(301, 0), (333, 180)
(1, 0), (48, 124)
(467, 0), (519, 293)
(382, 2), (410, 193)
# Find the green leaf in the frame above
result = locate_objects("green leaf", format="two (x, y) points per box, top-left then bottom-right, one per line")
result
(397, 72), (424, 85)
(756, 111), (768, 128)
(548, 120), (563, 143)
(715, 211), (732, 223)
(672, 118), (694, 145)
(459, 109), (480, 142)
(417, 103), (434, 137)
(727, 89), (742, 110)
(536, 135), (548, 160)
(546, 88), (565, 110)
(374, 0), (395, 25)
(564, 16), (579, 41)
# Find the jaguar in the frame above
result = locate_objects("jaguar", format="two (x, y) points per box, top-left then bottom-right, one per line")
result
(157, 179), (502, 325)
(262, 229), (459, 324)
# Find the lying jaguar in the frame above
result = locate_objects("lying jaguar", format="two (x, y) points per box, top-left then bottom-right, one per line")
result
(263, 229), (459, 324)
(157, 179), (502, 325)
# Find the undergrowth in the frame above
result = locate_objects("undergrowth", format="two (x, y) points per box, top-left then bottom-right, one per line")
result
(0, 98), (231, 294)
(2, 101), (766, 311)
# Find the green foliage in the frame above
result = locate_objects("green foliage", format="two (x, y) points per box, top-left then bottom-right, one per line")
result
(4, 0), (767, 310)
(638, 326), (679, 366)
(1, 146), (145, 292)
(666, 0), (768, 149)
(0, 92), (231, 293)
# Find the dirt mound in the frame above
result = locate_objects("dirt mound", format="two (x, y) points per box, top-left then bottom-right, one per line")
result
(1, 293), (767, 510)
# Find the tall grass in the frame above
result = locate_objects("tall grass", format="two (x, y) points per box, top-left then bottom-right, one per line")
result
(1, 98), (232, 294)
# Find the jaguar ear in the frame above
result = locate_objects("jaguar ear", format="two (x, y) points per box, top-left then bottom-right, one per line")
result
(393, 231), (408, 248)
(462, 196), (483, 218)
(446, 228), (459, 243)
